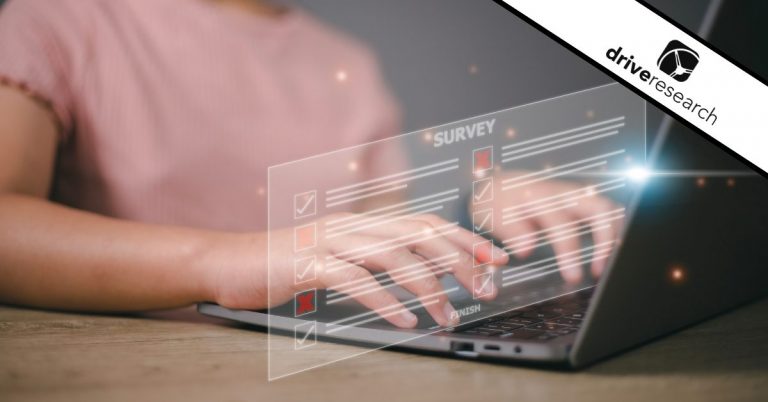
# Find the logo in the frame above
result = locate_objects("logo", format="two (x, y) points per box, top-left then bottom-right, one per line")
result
(605, 44), (717, 126)
(656, 40), (699, 82)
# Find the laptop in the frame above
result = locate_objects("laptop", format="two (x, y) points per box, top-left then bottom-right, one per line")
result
(199, 0), (768, 370)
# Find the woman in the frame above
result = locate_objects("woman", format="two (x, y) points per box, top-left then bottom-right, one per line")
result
(0, 0), (617, 328)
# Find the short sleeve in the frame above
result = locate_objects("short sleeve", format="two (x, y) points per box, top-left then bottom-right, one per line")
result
(0, 0), (81, 136)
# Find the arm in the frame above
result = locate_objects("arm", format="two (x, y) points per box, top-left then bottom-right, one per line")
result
(0, 86), (235, 311)
(0, 87), (509, 327)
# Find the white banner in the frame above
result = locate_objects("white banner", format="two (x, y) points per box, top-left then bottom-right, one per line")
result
(501, 0), (768, 173)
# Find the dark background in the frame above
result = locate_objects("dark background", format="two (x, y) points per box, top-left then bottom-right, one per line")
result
(1, 0), (765, 172)
(290, 0), (708, 136)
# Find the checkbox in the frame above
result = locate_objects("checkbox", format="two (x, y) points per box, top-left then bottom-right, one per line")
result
(294, 321), (317, 350)
(472, 209), (493, 235)
(294, 289), (317, 317)
(294, 223), (317, 252)
(473, 272), (494, 299)
(473, 146), (493, 174)
(294, 190), (317, 219)
(294, 256), (317, 285)
(472, 177), (493, 204)
(473, 239), (492, 267)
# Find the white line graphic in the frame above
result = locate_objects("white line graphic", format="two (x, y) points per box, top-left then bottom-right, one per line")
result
(328, 253), (460, 294)
(326, 164), (458, 202)
(326, 159), (459, 195)
(501, 116), (625, 150)
(324, 189), (459, 227)
(501, 124), (624, 157)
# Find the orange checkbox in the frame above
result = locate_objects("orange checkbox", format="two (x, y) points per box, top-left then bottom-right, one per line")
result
(473, 240), (492, 267)
(294, 223), (317, 252)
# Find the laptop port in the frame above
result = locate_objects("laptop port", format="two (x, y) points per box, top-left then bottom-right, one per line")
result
(450, 341), (480, 357)
(484, 344), (501, 351)
(450, 341), (474, 352)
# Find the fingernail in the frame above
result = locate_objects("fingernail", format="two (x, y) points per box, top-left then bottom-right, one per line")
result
(400, 311), (418, 327)
(492, 244), (508, 261)
(563, 268), (582, 284)
(443, 303), (459, 326)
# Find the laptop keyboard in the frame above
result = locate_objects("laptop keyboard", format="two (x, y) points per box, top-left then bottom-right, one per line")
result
(453, 288), (592, 342)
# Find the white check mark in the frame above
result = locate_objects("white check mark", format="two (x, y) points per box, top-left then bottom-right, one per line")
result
(296, 323), (316, 347)
(296, 258), (315, 281)
(296, 193), (315, 215)
(474, 273), (493, 298)
(480, 275), (492, 293)
(473, 180), (492, 202)
(473, 211), (491, 232)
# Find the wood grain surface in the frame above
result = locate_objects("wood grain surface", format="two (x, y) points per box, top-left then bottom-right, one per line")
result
(1, 298), (766, 402)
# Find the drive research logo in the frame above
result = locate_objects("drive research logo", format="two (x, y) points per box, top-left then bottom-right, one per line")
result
(656, 40), (700, 82)
(605, 44), (718, 126)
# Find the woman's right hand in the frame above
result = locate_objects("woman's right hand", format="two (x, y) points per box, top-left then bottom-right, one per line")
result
(211, 213), (509, 329)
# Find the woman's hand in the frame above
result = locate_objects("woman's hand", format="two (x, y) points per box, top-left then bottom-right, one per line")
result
(210, 214), (509, 329)
(476, 172), (625, 283)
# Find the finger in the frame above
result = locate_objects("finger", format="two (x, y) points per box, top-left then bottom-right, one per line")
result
(395, 218), (475, 276)
(394, 217), (502, 301)
(587, 218), (614, 278)
(417, 214), (508, 266)
(570, 197), (626, 278)
(497, 219), (538, 260)
(536, 213), (584, 284)
(452, 255), (499, 302)
(367, 247), (458, 326)
(329, 237), (459, 327)
(321, 258), (418, 329)
(329, 221), (464, 276)
(344, 216), (499, 276)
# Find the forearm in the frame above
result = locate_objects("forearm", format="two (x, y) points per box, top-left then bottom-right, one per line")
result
(0, 193), (259, 311)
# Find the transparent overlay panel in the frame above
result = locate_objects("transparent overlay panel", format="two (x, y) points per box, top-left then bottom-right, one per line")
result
(267, 83), (645, 380)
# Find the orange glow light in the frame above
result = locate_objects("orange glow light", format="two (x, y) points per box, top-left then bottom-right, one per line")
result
(670, 265), (686, 283)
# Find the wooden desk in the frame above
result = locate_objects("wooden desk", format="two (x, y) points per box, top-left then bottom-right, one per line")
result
(1, 299), (766, 402)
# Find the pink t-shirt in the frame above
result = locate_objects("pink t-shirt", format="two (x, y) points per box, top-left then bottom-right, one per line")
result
(0, 0), (400, 231)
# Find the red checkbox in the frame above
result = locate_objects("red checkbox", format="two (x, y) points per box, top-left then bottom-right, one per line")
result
(294, 289), (317, 317)
(294, 223), (317, 251)
(473, 146), (493, 173)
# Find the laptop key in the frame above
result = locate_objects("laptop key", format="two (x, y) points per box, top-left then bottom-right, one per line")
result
(567, 312), (585, 319)
(500, 317), (542, 326)
(498, 323), (525, 331)
(539, 305), (573, 314)
(527, 322), (569, 332)
(549, 317), (583, 327)
(498, 328), (544, 339)
(475, 326), (505, 335)
(534, 332), (561, 341)
(552, 327), (578, 335)
(521, 311), (561, 320)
